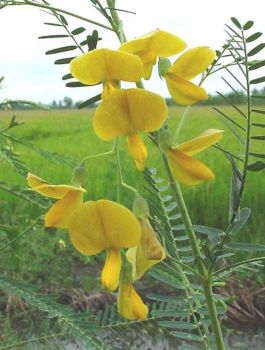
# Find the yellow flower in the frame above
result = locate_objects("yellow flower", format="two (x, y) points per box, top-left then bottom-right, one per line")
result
(165, 47), (215, 105)
(93, 88), (168, 170)
(167, 129), (224, 185)
(120, 29), (187, 79)
(68, 200), (141, 291)
(70, 48), (144, 98)
(118, 282), (148, 320)
(126, 217), (166, 280)
(27, 173), (85, 229)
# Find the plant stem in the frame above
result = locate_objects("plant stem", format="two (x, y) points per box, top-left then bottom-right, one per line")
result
(4, 0), (113, 31)
(162, 152), (225, 350)
(173, 105), (190, 144)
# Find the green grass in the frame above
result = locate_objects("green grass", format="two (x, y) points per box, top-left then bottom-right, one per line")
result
(0, 106), (264, 248)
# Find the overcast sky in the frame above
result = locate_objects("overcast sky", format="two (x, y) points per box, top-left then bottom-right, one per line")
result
(1, 0), (265, 103)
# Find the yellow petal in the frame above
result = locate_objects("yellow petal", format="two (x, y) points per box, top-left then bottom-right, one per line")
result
(177, 129), (224, 156)
(45, 190), (84, 229)
(127, 133), (148, 171)
(118, 282), (148, 320)
(32, 184), (86, 199)
(27, 173), (48, 188)
(143, 62), (154, 80)
(68, 200), (141, 255)
(101, 248), (121, 291)
(169, 47), (215, 80)
(101, 80), (119, 99)
(168, 148), (215, 186)
(126, 218), (165, 280)
(70, 48), (144, 85)
(93, 89), (167, 140)
(120, 29), (187, 58)
(166, 73), (208, 105)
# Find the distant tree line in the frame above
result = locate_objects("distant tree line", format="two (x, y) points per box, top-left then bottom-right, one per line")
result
(1, 87), (265, 111)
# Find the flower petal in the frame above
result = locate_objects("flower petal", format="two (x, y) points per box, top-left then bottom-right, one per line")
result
(70, 48), (143, 85)
(32, 184), (86, 199)
(101, 248), (121, 291)
(96, 200), (141, 248)
(177, 129), (224, 156)
(27, 173), (48, 188)
(93, 89), (168, 140)
(68, 200), (141, 255)
(118, 282), (148, 320)
(127, 133), (148, 171)
(120, 29), (186, 58)
(45, 190), (84, 229)
(168, 148), (215, 186)
(166, 73), (208, 105)
(169, 47), (215, 80)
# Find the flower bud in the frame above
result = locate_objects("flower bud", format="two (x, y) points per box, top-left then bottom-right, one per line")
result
(158, 125), (173, 152)
(72, 163), (87, 186)
(132, 197), (149, 219)
(158, 57), (172, 78)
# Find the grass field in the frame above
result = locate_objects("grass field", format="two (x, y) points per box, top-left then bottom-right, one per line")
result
(0, 106), (264, 240)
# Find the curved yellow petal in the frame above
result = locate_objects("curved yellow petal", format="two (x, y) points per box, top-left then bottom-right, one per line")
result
(177, 129), (224, 156)
(27, 173), (48, 188)
(93, 89), (168, 140)
(143, 62), (154, 80)
(120, 29), (187, 58)
(101, 248), (121, 291)
(96, 200), (141, 248)
(118, 282), (148, 320)
(32, 184), (86, 199)
(166, 73), (208, 105)
(126, 218), (165, 280)
(68, 200), (141, 255)
(127, 133), (148, 171)
(45, 190), (84, 229)
(70, 48), (144, 85)
(169, 47), (215, 80)
(168, 148), (215, 186)
(101, 80), (119, 99)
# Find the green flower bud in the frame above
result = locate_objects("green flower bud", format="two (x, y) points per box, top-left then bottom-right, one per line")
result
(158, 124), (173, 152)
(132, 197), (150, 219)
(72, 163), (87, 186)
(158, 57), (172, 78)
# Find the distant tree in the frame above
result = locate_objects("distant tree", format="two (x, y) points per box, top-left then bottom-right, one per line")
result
(63, 96), (73, 109)
(51, 100), (57, 109)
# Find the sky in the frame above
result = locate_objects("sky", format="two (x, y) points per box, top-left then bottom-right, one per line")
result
(0, 0), (265, 104)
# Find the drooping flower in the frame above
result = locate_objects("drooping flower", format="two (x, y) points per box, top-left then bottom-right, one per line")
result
(120, 29), (187, 79)
(118, 281), (148, 320)
(165, 47), (215, 105)
(167, 129), (224, 185)
(70, 48), (144, 99)
(93, 88), (168, 170)
(68, 199), (141, 291)
(27, 173), (86, 229)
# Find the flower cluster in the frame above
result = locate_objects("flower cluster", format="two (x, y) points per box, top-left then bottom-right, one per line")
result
(28, 29), (224, 320)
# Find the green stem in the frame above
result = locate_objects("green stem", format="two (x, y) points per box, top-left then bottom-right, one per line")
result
(0, 218), (41, 251)
(162, 152), (225, 350)
(173, 105), (190, 144)
(4, 0), (113, 31)
(82, 142), (115, 162)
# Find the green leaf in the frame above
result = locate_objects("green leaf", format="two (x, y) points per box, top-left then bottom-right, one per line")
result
(55, 57), (75, 65)
(62, 73), (73, 80)
(227, 243), (265, 251)
(250, 76), (265, 84)
(232, 207), (251, 234)
(231, 17), (242, 29)
(249, 152), (265, 159)
(39, 34), (69, 39)
(78, 94), (101, 109)
(246, 32), (262, 43)
(44, 22), (63, 27)
(147, 294), (177, 302)
(249, 60), (265, 70)
(252, 108), (265, 114)
(193, 225), (223, 244)
(171, 331), (204, 342)
(247, 161), (265, 171)
(71, 27), (86, 35)
(46, 46), (77, 55)
(66, 82), (88, 87)
(243, 20), (254, 30)
(59, 14), (68, 25)
(251, 135), (265, 140)
(248, 43), (265, 56)
(158, 321), (196, 330)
